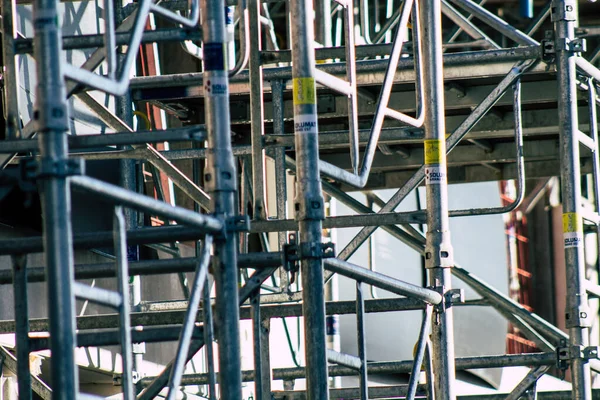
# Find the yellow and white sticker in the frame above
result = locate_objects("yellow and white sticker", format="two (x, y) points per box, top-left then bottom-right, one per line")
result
(425, 166), (446, 185)
(293, 77), (316, 105)
(563, 212), (583, 248)
(294, 114), (318, 135)
(424, 139), (445, 165)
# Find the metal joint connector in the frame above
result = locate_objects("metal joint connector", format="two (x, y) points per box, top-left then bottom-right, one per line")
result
(283, 233), (300, 283)
(433, 287), (464, 314)
(283, 234), (335, 281)
(565, 306), (592, 328)
(542, 31), (556, 64)
(132, 371), (141, 384)
(20, 157), (85, 182)
(203, 153), (237, 192)
(550, 0), (577, 22)
(299, 241), (335, 259)
(226, 215), (250, 233)
(113, 371), (141, 386)
(294, 195), (325, 221)
(132, 342), (146, 355)
(444, 288), (465, 308)
(424, 235), (454, 269)
(583, 346), (599, 360)
(557, 343), (599, 368)
(33, 99), (69, 132)
(557, 342), (569, 372)
(556, 38), (586, 54)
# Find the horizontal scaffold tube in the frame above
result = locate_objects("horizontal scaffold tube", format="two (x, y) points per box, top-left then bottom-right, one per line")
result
(28, 325), (204, 351)
(0, 126), (205, 154)
(457, 390), (600, 400)
(0, 226), (214, 255)
(139, 352), (556, 386)
(0, 252), (283, 285)
(129, 46), (541, 89)
(324, 258), (442, 304)
(250, 211), (426, 232)
(70, 175), (223, 233)
(0, 296), (481, 333)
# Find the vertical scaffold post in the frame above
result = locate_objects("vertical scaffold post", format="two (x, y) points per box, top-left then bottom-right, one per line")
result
(290, 0), (329, 398)
(553, 1), (593, 399)
(249, 0), (267, 219)
(12, 255), (31, 400)
(33, 0), (79, 395)
(114, 0), (143, 377)
(1, 0), (20, 140)
(419, 0), (457, 399)
(200, 0), (242, 398)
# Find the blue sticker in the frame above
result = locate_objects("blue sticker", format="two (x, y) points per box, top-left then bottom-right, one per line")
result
(127, 245), (139, 262)
(326, 316), (339, 335)
(204, 42), (225, 71)
(225, 6), (234, 25)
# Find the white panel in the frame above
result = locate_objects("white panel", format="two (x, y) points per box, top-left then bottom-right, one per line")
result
(335, 182), (508, 387)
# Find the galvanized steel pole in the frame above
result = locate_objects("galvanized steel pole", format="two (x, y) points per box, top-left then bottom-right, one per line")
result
(32, 0), (79, 395)
(419, 0), (457, 398)
(249, 0), (267, 219)
(290, 0), (329, 397)
(553, 0), (593, 399)
(1, 0), (20, 140)
(200, 0), (242, 398)
(12, 255), (31, 400)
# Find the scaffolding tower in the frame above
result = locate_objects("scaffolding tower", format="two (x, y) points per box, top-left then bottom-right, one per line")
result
(0, 0), (599, 399)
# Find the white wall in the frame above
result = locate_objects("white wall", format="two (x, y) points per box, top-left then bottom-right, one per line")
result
(334, 181), (509, 387)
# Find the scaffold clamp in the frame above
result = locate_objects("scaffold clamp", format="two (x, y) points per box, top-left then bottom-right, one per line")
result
(283, 233), (300, 283)
(557, 341), (598, 374)
(20, 157), (84, 182)
(555, 38), (586, 54)
(541, 32), (556, 63)
(283, 234), (335, 283)
(433, 288), (465, 314)
(444, 289), (465, 307)
(226, 215), (250, 233)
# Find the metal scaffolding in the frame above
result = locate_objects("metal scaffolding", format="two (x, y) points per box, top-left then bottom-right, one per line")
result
(0, 0), (600, 399)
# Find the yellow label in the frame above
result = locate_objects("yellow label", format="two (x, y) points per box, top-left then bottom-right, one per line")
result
(424, 139), (445, 165)
(563, 212), (582, 233)
(293, 77), (316, 105)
